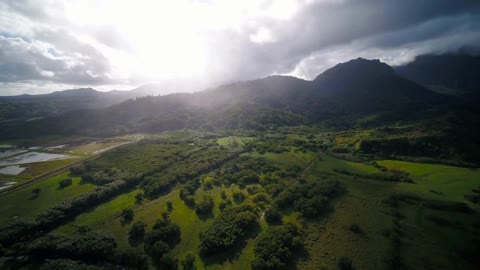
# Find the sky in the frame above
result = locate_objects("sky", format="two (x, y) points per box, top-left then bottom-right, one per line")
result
(0, 0), (479, 96)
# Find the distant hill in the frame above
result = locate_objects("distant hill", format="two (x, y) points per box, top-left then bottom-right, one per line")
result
(0, 58), (446, 138)
(395, 54), (480, 95)
(0, 86), (164, 120)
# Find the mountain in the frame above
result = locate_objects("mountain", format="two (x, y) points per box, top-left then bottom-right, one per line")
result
(309, 58), (444, 114)
(0, 86), (162, 120)
(0, 58), (446, 138)
(395, 54), (480, 95)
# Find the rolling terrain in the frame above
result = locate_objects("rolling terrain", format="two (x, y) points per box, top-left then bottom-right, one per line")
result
(0, 56), (479, 270)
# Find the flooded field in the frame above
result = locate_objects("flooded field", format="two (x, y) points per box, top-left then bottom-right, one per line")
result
(0, 152), (74, 166)
(0, 165), (26, 175)
(0, 149), (28, 159)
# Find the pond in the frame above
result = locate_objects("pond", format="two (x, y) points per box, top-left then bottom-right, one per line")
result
(0, 149), (28, 159)
(0, 165), (26, 175)
(0, 152), (75, 166)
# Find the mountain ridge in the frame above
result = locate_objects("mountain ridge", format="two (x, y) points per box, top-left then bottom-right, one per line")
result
(0, 57), (448, 139)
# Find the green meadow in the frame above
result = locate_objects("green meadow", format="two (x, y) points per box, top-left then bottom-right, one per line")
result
(0, 171), (96, 226)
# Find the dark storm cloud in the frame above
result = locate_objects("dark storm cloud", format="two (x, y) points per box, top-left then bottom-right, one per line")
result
(216, 0), (480, 80)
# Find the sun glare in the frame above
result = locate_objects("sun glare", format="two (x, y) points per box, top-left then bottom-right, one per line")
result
(61, 0), (303, 82)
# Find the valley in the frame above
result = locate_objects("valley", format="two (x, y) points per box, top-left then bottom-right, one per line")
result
(0, 56), (479, 270)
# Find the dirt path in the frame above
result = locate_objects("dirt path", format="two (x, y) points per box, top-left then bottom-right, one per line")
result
(298, 155), (321, 180)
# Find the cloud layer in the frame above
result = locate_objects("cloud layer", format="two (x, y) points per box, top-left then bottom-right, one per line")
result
(0, 0), (479, 95)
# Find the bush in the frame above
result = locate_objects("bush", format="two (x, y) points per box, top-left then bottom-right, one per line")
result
(195, 195), (214, 215)
(167, 201), (173, 212)
(150, 240), (170, 260)
(121, 208), (134, 222)
(181, 252), (196, 270)
(144, 219), (181, 252)
(264, 206), (282, 224)
(59, 178), (73, 189)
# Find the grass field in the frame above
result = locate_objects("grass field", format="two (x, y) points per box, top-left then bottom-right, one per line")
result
(377, 160), (480, 203)
(19, 156), (85, 178)
(55, 189), (143, 234)
(249, 147), (317, 171)
(298, 156), (392, 269)
(296, 156), (480, 269)
(0, 172), (96, 226)
(67, 141), (128, 155)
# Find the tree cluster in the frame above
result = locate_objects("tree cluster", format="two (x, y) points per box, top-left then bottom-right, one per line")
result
(199, 205), (258, 256)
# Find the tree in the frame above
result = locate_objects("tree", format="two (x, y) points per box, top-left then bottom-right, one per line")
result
(135, 192), (144, 204)
(118, 249), (149, 270)
(195, 195), (214, 215)
(121, 208), (134, 222)
(264, 206), (282, 224)
(128, 222), (146, 244)
(337, 257), (354, 270)
(167, 201), (173, 212)
(150, 240), (170, 259)
(59, 178), (73, 189)
(199, 205), (258, 256)
(252, 223), (303, 269)
(158, 253), (178, 270)
(181, 252), (196, 270)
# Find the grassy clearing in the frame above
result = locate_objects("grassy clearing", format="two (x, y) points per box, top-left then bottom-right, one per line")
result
(299, 157), (392, 270)
(67, 141), (127, 155)
(298, 155), (480, 269)
(19, 156), (85, 178)
(55, 189), (143, 234)
(0, 172), (96, 226)
(378, 160), (480, 203)
(395, 200), (478, 270)
(308, 154), (381, 176)
(216, 136), (253, 147)
(249, 148), (317, 171)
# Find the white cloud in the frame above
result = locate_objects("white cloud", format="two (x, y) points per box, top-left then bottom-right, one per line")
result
(0, 0), (478, 95)
(250, 27), (276, 44)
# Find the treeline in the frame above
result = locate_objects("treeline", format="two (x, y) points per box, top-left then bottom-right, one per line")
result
(0, 178), (138, 248)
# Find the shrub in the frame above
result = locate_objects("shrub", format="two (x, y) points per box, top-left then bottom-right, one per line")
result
(264, 206), (282, 224)
(337, 257), (354, 270)
(181, 252), (196, 270)
(195, 195), (214, 215)
(128, 222), (146, 243)
(59, 178), (73, 189)
(121, 208), (134, 222)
